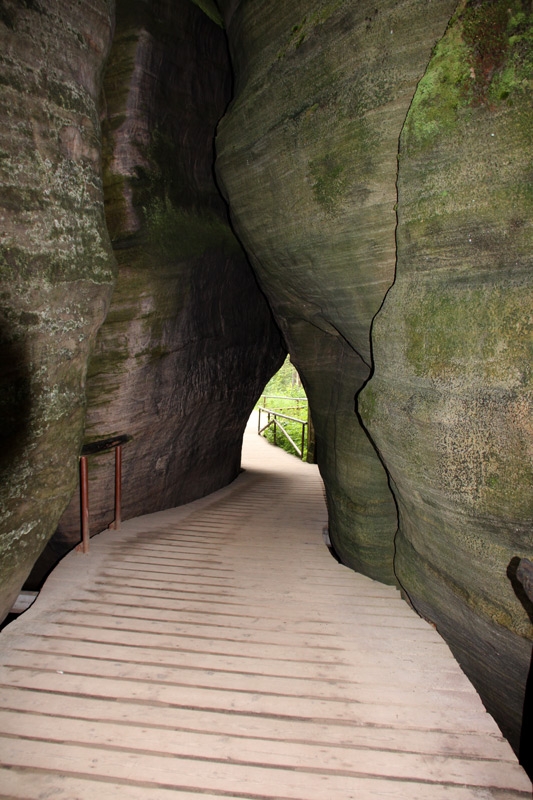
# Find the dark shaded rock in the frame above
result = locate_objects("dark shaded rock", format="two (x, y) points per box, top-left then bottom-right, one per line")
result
(25, 0), (285, 584)
(359, 0), (533, 753)
(0, 0), (116, 620)
(216, 0), (457, 584)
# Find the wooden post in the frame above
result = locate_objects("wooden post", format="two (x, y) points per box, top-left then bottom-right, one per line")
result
(79, 434), (131, 544)
(306, 409), (316, 464)
(112, 444), (122, 530)
(79, 456), (89, 553)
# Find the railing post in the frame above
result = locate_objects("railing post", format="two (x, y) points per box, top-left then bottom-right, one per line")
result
(109, 444), (122, 530)
(306, 408), (316, 463)
(79, 455), (89, 553)
(78, 434), (131, 550)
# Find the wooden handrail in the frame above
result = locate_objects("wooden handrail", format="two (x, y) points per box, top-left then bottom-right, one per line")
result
(257, 406), (308, 460)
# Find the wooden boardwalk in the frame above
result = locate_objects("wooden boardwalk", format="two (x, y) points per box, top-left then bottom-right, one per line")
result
(0, 419), (530, 799)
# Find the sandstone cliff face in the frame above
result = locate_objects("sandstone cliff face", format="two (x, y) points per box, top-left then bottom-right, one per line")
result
(0, 0), (116, 621)
(216, 0), (532, 756)
(28, 0), (285, 583)
(360, 0), (533, 751)
(216, 0), (457, 583)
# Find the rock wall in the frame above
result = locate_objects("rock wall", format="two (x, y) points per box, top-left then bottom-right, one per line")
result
(1, 0), (532, 766)
(26, 0), (285, 584)
(216, 0), (457, 582)
(0, 0), (116, 621)
(216, 0), (532, 758)
(360, 0), (533, 754)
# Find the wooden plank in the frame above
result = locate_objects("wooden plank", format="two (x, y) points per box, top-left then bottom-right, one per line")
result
(0, 769), (236, 800)
(3, 635), (472, 693)
(93, 564), (403, 592)
(84, 562), (234, 579)
(18, 620), (346, 660)
(0, 428), (528, 800)
(0, 666), (498, 731)
(0, 650), (478, 708)
(79, 584), (411, 620)
(0, 686), (515, 762)
(45, 608), (431, 645)
(14, 621), (468, 673)
(61, 598), (441, 639)
(52, 598), (342, 634)
(1, 737), (530, 799)
(0, 710), (528, 791)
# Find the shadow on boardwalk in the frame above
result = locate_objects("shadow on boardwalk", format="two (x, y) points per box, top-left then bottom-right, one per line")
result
(0, 424), (531, 798)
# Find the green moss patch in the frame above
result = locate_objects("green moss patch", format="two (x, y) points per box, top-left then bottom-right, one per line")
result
(405, 284), (532, 383)
(404, 0), (533, 151)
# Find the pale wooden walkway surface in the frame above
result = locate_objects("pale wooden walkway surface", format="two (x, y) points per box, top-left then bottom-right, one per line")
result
(0, 418), (530, 799)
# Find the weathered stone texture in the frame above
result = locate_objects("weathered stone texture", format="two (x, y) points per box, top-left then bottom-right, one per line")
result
(25, 0), (285, 581)
(359, 0), (533, 752)
(0, 0), (116, 620)
(216, 0), (457, 583)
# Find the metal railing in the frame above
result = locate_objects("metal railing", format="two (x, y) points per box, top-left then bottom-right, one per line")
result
(257, 406), (308, 460)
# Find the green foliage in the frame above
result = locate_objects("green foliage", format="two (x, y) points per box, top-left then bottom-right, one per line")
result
(257, 357), (309, 459)
(402, 22), (471, 150)
(261, 355), (306, 398)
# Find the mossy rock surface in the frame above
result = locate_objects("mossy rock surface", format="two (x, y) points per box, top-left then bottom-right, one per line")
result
(360, 0), (533, 752)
